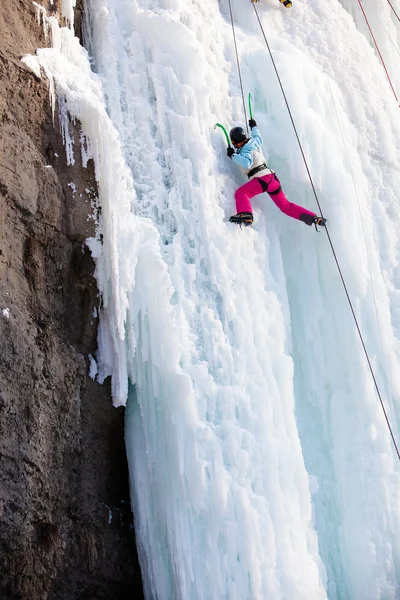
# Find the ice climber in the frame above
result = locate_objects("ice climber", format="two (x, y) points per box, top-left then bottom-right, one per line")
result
(227, 119), (327, 228)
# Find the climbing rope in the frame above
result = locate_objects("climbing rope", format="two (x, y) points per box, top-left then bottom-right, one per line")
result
(314, 30), (396, 437)
(251, 3), (324, 220)
(386, 0), (400, 24)
(355, 0), (399, 104)
(251, 2), (400, 461)
(227, 0), (249, 134)
(376, 12), (400, 58)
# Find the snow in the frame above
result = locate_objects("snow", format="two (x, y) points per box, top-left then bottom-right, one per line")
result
(2, 308), (10, 319)
(61, 0), (76, 29)
(68, 181), (76, 195)
(29, 0), (400, 598)
(21, 54), (42, 78)
(32, 1), (48, 39)
(88, 353), (98, 379)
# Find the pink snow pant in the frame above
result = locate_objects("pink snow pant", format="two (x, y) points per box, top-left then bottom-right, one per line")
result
(235, 173), (316, 222)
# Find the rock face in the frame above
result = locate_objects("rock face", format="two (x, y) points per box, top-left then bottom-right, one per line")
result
(0, 1), (143, 598)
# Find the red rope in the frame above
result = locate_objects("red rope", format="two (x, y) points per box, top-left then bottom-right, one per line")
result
(386, 0), (400, 23)
(356, 0), (399, 104)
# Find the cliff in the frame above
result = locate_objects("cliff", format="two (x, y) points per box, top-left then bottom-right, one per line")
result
(0, 1), (143, 597)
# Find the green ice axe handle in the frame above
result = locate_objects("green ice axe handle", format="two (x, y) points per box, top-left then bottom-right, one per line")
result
(248, 93), (253, 120)
(214, 123), (231, 147)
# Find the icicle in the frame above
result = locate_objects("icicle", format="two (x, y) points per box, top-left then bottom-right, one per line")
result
(32, 2), (49, 40)
(48, 15), (62, 50)
(80, 131), (93, 168)
(61, 0), (76, 30)
(39, 62), (56, 123)
(58, 95), (75, 165)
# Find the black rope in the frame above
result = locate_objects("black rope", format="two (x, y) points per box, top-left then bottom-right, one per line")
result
(227, 0), (248, 135)
(252, 2), (400, 462)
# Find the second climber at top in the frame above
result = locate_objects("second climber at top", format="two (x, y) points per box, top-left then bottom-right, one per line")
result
(226, 119), (327, 229)
(251, 0), (292, 7)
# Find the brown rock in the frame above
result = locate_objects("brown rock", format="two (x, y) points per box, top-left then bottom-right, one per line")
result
(0, 1), (143, 598)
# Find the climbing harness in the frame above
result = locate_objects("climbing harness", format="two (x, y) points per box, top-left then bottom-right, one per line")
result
(248, 163), (269, 178)
(256, 174), (281, 195)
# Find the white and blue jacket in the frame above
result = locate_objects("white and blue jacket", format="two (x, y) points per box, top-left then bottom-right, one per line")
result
(232, 127), (272, 179)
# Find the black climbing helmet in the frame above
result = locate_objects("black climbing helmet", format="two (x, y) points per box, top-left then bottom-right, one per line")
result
(229, 126), (247, 144)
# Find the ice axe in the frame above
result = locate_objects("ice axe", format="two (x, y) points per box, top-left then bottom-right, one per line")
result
(214, 92), (254, 146)
(214, 122), (231, 148)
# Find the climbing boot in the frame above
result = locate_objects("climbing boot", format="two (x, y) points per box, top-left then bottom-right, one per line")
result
(279, 0), (292, 7)
(229, 212), (254, 226)
(314, 216), (327, 227)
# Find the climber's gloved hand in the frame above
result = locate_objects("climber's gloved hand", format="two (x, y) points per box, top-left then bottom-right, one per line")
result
(249, 118), (257, 128)
(227, 146), (235, 158)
